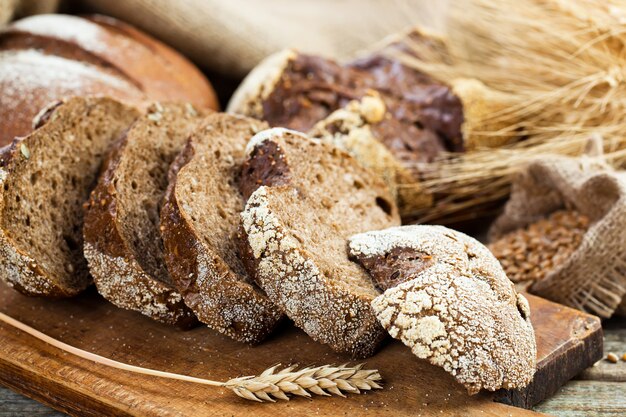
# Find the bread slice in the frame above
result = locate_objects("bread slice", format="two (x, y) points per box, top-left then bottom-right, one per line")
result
(0, 96), (140, 297)
(83, 103), (207, 327)
(160, 113), (283, 343)
(239, 128), (401, 357)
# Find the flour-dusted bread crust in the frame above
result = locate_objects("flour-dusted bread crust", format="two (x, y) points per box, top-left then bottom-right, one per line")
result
(226, 49), (296, 118)
(0, 14), (218, 144)
(0, 96), (140, 297)
(240, 128), (401, 357)
(160, 113), (283, 343)
(348, 225), (537, 394)
(84, 102), (207, 327)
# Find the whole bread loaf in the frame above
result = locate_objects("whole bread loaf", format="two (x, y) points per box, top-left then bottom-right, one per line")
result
(0, 96), (140, 297)
(160, 113), (283, 343)
(0, 14), (218, 145)
(83, 102), (207, 327)
(239, 128), (401, 357)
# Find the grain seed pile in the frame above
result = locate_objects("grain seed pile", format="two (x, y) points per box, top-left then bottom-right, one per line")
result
(488, 210), (590, 285)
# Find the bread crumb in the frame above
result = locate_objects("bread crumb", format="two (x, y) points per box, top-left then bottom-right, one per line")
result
(360, 94), (386, 124)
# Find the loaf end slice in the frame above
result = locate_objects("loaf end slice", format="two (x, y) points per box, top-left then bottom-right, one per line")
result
(240, 128), (401, 357)
(349, 225), (537, 394)
(160, 113), (283, 343)
(0, 96), (140, 297)
(84, 102), (207, 327)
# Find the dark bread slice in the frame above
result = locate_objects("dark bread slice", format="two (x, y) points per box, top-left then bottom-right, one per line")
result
(239, 128), (401, 357)
(0, 96), (140, 297)
(160, 113), (283, 343)
(83, 102), (207, 327)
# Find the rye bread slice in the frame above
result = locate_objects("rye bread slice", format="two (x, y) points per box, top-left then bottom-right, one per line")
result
(239, 128), (401, 357)
(160, 113), (283, 343)
(0, 96), (140, 297)
(83, 102), (207, 327)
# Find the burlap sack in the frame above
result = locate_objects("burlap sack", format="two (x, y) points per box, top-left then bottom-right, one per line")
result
(80, 0), (448, 76)
(0, 0), (58, 26)
(489, 155), (626, 318)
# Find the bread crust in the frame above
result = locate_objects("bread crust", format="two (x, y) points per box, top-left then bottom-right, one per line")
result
(160, 114), (283, 343)
(0, 14), (218, 144)
(83, 103), (203, 328)
(2, 14), (218, 110)
(241, 186), (388, 357)
(226, 49), (296, 117)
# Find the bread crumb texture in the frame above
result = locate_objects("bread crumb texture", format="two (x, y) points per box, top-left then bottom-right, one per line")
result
(349, 225), (536, 394)
(0, 96), (139, 296)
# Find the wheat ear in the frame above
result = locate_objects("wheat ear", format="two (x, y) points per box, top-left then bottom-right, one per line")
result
(0, 312), (382, 402)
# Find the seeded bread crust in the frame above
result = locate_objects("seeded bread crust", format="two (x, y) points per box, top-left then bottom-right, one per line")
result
(348, 225), (537, 394)
(83, 102), (206, 327)
(0, 96), (140, 297)
(160, 113), (283, 343)
(240, 128), (401, 357)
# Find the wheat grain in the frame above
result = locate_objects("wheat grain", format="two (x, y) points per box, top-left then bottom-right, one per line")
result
(0, 312), (382, 402)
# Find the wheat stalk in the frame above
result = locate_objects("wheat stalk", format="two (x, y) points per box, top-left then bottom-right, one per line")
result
(225, 363), (382, 402)
(0, 312), (382, 402)
(384, 0), (626, 223)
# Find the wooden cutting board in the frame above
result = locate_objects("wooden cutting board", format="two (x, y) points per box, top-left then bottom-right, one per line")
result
(0, 282), (602, 417)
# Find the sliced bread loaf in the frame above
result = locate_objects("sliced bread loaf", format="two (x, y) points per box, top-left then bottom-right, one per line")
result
(160, 113), (283, 343)
(239, 128), (401, 357)
(0, 96), (140, 297)
(83, 102), (207, 327)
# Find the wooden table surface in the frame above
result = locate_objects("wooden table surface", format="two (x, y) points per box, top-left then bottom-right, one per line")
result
(1, 318), (623, 417)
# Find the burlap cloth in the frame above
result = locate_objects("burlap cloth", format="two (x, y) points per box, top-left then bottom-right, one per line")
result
(80, 0), (447, 76)
(0, 0), (58, 25)
(489, 155), (626, 318)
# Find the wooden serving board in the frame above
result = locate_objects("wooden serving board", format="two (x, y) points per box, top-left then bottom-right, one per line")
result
(0, 282), (602, 417)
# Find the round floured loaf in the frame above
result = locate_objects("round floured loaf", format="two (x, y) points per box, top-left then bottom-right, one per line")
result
(348, 225), (537, 394)
(83, 102), (207, 327)
(160, 113), (283, 343)
(0, 96), (140, 297)
(239, 128), (401, 357)
(0, 14), (219, 145)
